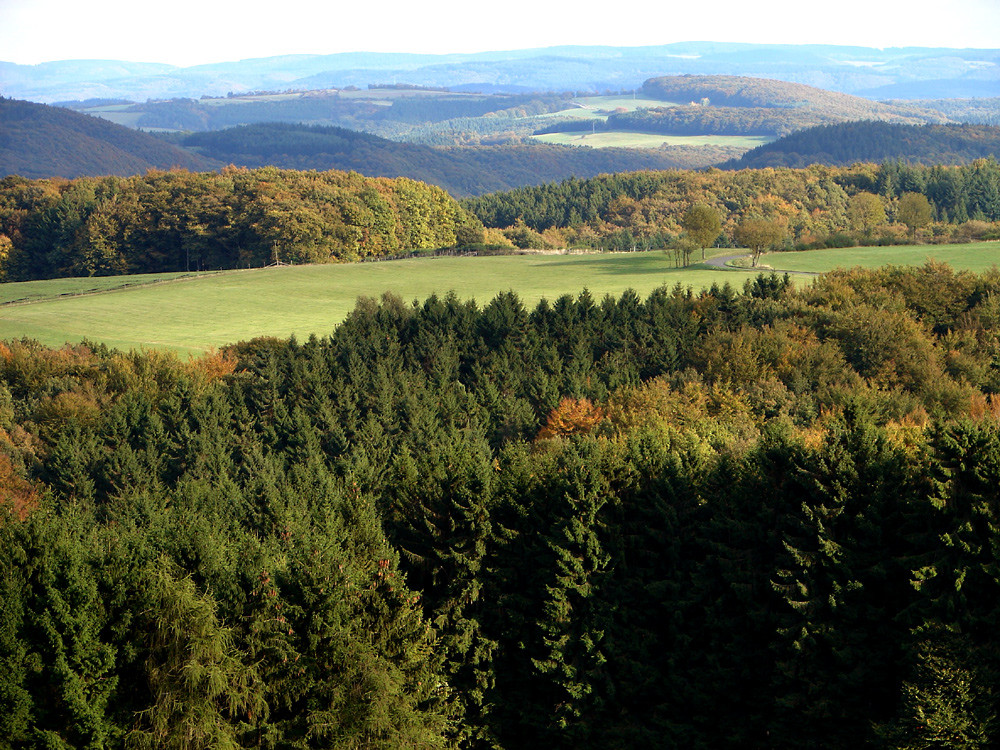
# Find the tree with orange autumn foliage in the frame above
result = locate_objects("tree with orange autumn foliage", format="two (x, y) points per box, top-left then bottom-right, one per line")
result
(536, 397), (604, 440)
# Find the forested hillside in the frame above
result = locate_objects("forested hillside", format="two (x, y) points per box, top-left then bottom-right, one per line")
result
(0, 98), (745, 196)
(115, 90), (570, 137)
(464, 160), (1000, 250)
(640, 75), (943, 122)
(5, 159), (999, 284)
(906, 96), (1000, 126)
(3, 264), (1000, 747)
(587, 76), (946, 139)
(0, 97), (218, 179)
(179, 122), (730, 196)
(601, 104), (843, 137)
(724, 122), (1000, 169)
(0, 167), (482, 280)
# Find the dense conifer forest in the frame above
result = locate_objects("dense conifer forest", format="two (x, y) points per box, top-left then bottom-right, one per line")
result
(724, 122), (1000, 169)
(3, 263), (1000, 747)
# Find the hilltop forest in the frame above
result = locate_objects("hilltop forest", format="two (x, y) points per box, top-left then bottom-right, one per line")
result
(0, 98), (216, 180)
(3, 262), (1000, 747)
(0, 167), (483, 280)
(531, 75), (944, 141)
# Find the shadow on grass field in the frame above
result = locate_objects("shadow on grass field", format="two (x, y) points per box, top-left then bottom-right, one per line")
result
(531, 253), (679, 275)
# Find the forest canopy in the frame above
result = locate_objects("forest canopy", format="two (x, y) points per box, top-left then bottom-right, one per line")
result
(463, 159), (1000, 251)
(3, 263), (1000, 747)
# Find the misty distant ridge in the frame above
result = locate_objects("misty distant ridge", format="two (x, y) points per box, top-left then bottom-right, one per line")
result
(3, 42), (998, 102)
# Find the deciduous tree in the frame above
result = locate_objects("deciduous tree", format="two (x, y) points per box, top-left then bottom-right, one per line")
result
(733, 217), (784, 266)
(898, 192), (933, 237)
(681, 203), (722, 260)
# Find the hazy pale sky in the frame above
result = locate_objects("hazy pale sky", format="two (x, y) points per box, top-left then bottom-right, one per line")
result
(1, 0), (998, 66)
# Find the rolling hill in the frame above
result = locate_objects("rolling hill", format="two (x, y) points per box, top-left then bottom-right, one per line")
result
(721, 121), (1000, 169)
(640, 75), (945, 123)
(180, 122), (738, 196)
(0, 97), (218, 179)
(529, 75), (953, 155)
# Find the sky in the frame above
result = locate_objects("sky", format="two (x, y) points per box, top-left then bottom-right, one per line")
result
(1, 0), (998, 67)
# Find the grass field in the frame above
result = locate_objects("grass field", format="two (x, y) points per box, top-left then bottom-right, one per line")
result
(79, 106), (144, 128)
(531, 131), (772, 149)
(0, 271), (215, 306)
(572, 95), (673, 110)
(0, 252), (763, 354)
(538, 96), (672, 122)
(2, 244), (996, 354)
(760, 243), (1000, 274)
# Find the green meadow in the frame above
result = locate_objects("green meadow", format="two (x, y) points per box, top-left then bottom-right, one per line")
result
(0, 252), (755, 353)
(1, 244), (996, 354)
(759, 242), (1000, 274)
(0, 271), (215, 306)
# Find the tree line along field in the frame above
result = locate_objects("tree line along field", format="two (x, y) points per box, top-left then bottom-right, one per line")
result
(4, 160), (1000, 288)
(0, 244), (997, 354)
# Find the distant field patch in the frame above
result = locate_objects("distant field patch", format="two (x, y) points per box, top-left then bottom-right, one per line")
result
(534, 107), (607, 121)
(536, 95), (672, 123)
(531, 131), (772, 149)
(81, 109), (144, 128)
(199, 93), (305, 106)
(573, 95), (673, 110)
(761, 243), (1000, 274)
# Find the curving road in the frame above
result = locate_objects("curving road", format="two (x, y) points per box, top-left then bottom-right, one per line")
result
(703, 253), (749, 269)
(702, 253), (819, 276)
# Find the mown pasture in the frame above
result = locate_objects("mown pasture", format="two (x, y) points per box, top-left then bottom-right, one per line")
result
(0, 271), (214, 306)
(0, 251), (759, 353)
(759, 242), (1000, 274)
(0, 244), (996, 354)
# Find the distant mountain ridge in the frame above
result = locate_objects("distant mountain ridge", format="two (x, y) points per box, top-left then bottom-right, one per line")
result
(0, 97), (217, 179)
(3, 43), (998, 103)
